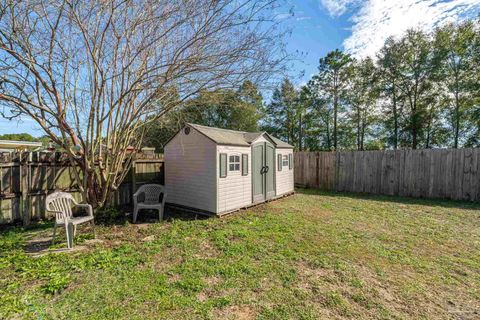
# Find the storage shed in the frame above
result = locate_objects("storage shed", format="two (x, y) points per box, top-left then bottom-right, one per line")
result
(164, 123), (294, 216)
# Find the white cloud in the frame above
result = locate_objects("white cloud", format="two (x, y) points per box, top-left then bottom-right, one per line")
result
(321, 0), (480, 58)
(321, 0), (359, 17)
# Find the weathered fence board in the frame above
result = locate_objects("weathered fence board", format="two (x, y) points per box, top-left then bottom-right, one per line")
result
(0, 152), (164, 224)
(294, 148), (480, 202)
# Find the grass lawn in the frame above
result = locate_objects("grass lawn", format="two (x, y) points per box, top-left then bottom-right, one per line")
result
(1, 189), (479, 319)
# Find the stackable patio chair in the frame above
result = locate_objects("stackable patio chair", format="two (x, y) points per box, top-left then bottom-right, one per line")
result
(132, 184), (167, 223)
(46, 192), (95, 249)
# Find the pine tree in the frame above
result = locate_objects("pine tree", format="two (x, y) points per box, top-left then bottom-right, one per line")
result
(311, 49), (352, 150)
(347, 58), (380, 150)
(263, 78), (298, 145)
(396, 30), (437, 149)
(377, 37), (404, 149)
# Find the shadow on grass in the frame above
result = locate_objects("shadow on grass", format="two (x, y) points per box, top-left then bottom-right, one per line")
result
(24, 238), (54, 253)
(0, 221), (55, 253)
(0, 206), (211, 255)
(164, 207), (210, 222)
(296, 187), (480, 211)
(96, 204), (211, 225)
(0, 220), (53, 234)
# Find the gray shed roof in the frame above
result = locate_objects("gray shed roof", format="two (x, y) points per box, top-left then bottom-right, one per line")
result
(187, 123), (294, 149)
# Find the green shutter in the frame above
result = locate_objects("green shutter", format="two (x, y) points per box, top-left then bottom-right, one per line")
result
(242, 154), (248, 176)
(289, 153), (293, 170)
(219, 153), (227, 178)
(277, 154), (282, 171)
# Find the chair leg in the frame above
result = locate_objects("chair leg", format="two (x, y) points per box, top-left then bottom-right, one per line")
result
(52, 224), (57, 245)
(91, 219), (96, 238)
(73, 224), (77, 238)
(159, 207), (164, 221)
(133, 207), (139, 223)
(65, 223), (73, 249)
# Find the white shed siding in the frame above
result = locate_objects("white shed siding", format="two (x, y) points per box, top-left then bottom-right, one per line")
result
(217, 145), (252, 213)
(165, 129), (217, 213)
(275, 148), (294, 196)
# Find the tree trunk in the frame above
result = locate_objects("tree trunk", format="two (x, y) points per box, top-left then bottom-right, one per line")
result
(356, 106), (361, 150)
(360, 112), (366, 151)
(298, 112), (303, 151)
(454, 91), (460, 149)
(411, 94), (418, 150)
(392, 81), (398, 149)
(412, 124), (418, 149)
(425, 116), (432, 149)
(325, 117), (331, 150)
(333, 95), (338, 151)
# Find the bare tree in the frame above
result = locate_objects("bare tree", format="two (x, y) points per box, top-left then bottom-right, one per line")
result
(0, 0), (287, 208)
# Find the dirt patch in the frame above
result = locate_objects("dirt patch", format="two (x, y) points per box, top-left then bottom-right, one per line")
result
(142, 235), (156, 242)
(23, 231), (92, 255)
(132, 223), (152, 230)
(211, 305), (256, 320)
(196, 292), (208, 302)
(27, 245), (88, 257)
(194, 240), (221, 259)
(204, 276), (222, 286)
(293, 260), (408, 318)
(149, 251), (183, 275)
(84, 238), (104, 245)
(167, 273), (181, 284)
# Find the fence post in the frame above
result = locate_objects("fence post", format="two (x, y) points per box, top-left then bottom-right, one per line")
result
(21, 152), (31, 226)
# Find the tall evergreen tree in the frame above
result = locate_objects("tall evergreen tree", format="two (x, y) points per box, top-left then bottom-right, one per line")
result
(347, 58), (380, 150)
(295, 81), (332, 150)
(396, 30), (437, 149)
(263, 78), (298, 145)
(470, 21), (480, 146)
(311, 49), (352, 150)
(377, 37), (404, 149)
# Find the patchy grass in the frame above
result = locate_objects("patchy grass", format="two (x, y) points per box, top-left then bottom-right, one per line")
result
(1, 189), (479, 319)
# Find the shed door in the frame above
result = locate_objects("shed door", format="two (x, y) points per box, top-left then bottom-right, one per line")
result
(252, 143), (265, 203)
(252, 142), (276, 203)
(265, 142), (275, 200)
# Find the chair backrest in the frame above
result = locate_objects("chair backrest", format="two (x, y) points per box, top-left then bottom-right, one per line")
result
(136, 184), (165, 205)
(46, 192), (77, 222)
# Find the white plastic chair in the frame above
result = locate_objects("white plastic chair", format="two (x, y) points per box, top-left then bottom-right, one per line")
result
(46, 192), (95, 249)
(133, 184), (166, 223)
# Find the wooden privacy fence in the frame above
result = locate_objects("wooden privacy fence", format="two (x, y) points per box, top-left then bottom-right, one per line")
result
(0, 152), (164, 224)
(294, 148), (480, 202)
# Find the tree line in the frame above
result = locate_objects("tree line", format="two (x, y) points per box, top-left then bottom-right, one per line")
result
(264, 20), (480, 151)
(147, 19), (480, 152)
(4, 19), (479, 154)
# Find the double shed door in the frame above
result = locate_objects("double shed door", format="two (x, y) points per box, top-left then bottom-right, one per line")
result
(252, 142), (275, 203)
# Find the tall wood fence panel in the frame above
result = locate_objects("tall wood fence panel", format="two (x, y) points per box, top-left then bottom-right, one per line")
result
(0, 152), (164, 224)
(294, 149), (480, 202)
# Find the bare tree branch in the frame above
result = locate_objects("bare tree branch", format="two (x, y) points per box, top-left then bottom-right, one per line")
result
(0, 0), (288, 208)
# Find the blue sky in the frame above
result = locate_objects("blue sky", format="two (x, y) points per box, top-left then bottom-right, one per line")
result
(276, 0), (354, 84)
(1, 0), (480, 136)
(281, 0), (480, 84)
